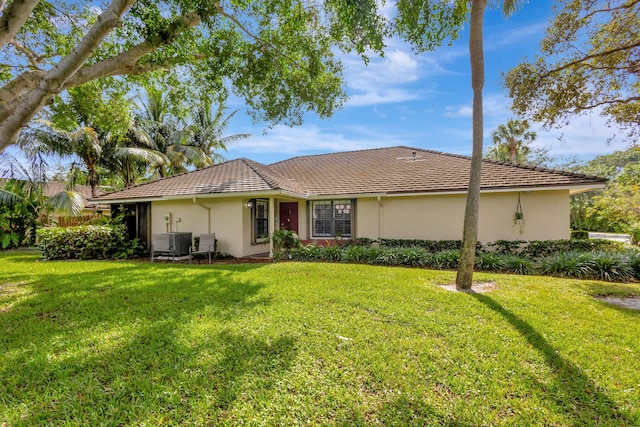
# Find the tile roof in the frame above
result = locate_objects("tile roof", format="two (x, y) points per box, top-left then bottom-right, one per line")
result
(92, 158), (306, 201)
(92, 146), (606, 202)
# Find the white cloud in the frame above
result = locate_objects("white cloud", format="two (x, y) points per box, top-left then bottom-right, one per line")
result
(533, 112), (628, 156)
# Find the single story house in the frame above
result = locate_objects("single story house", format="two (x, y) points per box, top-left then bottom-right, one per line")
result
(90, 146), (606, 257)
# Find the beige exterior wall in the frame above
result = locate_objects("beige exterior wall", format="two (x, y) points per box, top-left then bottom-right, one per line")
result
(149, 189), (570, 257)
(152, 198), (267, 258)
(355, 190), (570, 243)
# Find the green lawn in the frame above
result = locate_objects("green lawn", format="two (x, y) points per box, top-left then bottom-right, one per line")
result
(1, 251), (639, 426)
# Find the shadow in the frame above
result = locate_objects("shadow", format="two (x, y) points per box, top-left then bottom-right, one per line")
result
(471, 292), (633, 425)
(1, 256), (296, 424)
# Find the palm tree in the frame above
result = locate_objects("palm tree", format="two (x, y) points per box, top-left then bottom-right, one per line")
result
(136, 87), (209, 177)
(486, 119), (536, 164)
(0, 153), (84, 247)
(456, 0), (523, 289)
(188, 97), (250, 165)
(23, 122), (103, 198)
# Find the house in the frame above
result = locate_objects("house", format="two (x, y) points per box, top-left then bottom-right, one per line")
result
(90, 146), (606, 257)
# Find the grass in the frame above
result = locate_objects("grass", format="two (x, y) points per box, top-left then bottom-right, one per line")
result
(1, 251), (640, 426)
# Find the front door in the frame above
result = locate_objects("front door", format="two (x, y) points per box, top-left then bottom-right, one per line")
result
(279, 202), (299, 233)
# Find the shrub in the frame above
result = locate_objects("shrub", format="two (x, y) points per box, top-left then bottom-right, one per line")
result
(319, 245), (342, 262)
(539, 252), (594, 279)
(487, 240), (527, 256)
(626, 250), (640, 280)
(291, 244), (322, 261)
(378, 239), (484, 253)
(501, 255), (533, 275)
(474, 252), (504, 272)
(37, 225), (142, 260)
(586, 252), (634, 282)
(570, 230), (590, 240)
(399, 247), (428, 267)
(272, 229), (301, 260)
(426, 250), (460, 270)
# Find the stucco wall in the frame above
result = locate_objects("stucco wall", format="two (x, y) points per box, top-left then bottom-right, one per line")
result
(152, 198), (248, 257)
(356, 190), (569, 242)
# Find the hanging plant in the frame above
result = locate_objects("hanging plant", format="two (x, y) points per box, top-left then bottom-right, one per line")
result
(514, 193), (525, 234)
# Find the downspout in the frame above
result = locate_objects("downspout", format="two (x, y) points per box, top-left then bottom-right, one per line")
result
(377, 196), (383, 240)
(192, 198), (211, 233)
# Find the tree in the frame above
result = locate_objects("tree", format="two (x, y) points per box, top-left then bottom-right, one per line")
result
(504, 0), (640, 140)
(569, 146), (640, 233)
(0, 1), (473, 153)
(485, 118), (537, 164)
(0, 0), (394, 151)
(135, 86), (208, 177)
(455, 0), (523, 290)
(188, 96), (250, 165)
(0, 152), (84, 248)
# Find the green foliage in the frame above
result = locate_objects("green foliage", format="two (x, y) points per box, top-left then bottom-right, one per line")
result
(488, 240), (527, 256)
(485, 118), (548, 166)
(505, 0), (640, 140)
(539, 252), (595, 279)
(626, 250), (640, 280)
(378, 238), (484, 253)
(570, 230), (589, 240)
(271, 229), (301, 261)
(37, 225), (143, 260)
(425, 250), (460, 270)
(587, 252), (634, 283)
(474, 252), (504, 272)
(501, 255), (533, 275)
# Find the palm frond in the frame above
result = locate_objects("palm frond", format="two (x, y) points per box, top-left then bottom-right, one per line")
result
(45, 191), (85, 216)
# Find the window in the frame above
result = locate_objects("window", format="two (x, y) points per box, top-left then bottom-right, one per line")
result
(252, 199), (269, 243)
(312, 199), (353, 238)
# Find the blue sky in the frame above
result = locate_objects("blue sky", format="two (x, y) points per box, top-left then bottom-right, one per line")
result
(223, 0), (629, 165)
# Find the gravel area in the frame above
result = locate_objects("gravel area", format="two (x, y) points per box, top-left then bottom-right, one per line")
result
(597, 296), (640, 310)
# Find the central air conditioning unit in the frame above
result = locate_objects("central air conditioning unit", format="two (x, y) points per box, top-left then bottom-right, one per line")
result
(166, 232), (192, 256)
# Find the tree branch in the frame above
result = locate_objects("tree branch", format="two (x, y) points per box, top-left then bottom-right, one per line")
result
(578, 0), (640, 22)
(537, 40), (640, 81)
(0, 0), (40, 49)
(10, 39), (42, 69)
(0, 0), (136, 150)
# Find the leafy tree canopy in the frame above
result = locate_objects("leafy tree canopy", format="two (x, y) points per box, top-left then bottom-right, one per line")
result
(0, 0), (468, 152)
(504, 0), (640, 140)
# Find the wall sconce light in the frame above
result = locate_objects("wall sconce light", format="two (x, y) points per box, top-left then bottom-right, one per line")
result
(246, 200), (253, 209)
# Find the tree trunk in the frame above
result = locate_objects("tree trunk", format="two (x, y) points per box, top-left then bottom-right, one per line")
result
(456, 0), (486, 290)
(507, 138), (517, 164)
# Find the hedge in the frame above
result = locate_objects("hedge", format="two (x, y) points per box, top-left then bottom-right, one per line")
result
(37, 225), (143, 260)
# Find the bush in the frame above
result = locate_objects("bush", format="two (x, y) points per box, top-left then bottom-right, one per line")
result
(474, 252), (504, 272)
(487, 240), (527, 256)
(586, 252), (634, 282)
(319, 244), (342, 262)
(626, 250), (640, 280)
(37, 225), (143, 260)
(292, 244), (323, 261)
(426, 250), (460, 270)
(343, 245), (380, 264)
(570, 230), (590, 240)
(501, 255), (533, 275)
(539, 252), (594, 279)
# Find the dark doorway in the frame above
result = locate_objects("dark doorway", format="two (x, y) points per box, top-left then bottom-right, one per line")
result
(279, 202), (299, 233)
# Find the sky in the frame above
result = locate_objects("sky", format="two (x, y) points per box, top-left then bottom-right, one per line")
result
(221, 0), (631, 165)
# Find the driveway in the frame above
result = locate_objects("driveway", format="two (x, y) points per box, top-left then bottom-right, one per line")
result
(588, 232), (631, 244)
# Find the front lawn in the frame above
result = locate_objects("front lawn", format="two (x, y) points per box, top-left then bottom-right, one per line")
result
(1, 251), (639, 426)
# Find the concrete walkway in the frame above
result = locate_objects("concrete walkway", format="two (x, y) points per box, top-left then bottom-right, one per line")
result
(588, 232), (631, 244)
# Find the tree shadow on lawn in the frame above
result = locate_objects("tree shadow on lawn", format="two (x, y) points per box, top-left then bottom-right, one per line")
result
(1, 262), (297, 424)
(471, 293), (634, 425)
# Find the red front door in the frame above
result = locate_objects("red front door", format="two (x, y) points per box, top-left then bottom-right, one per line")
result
(279, 202), (299, 233)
